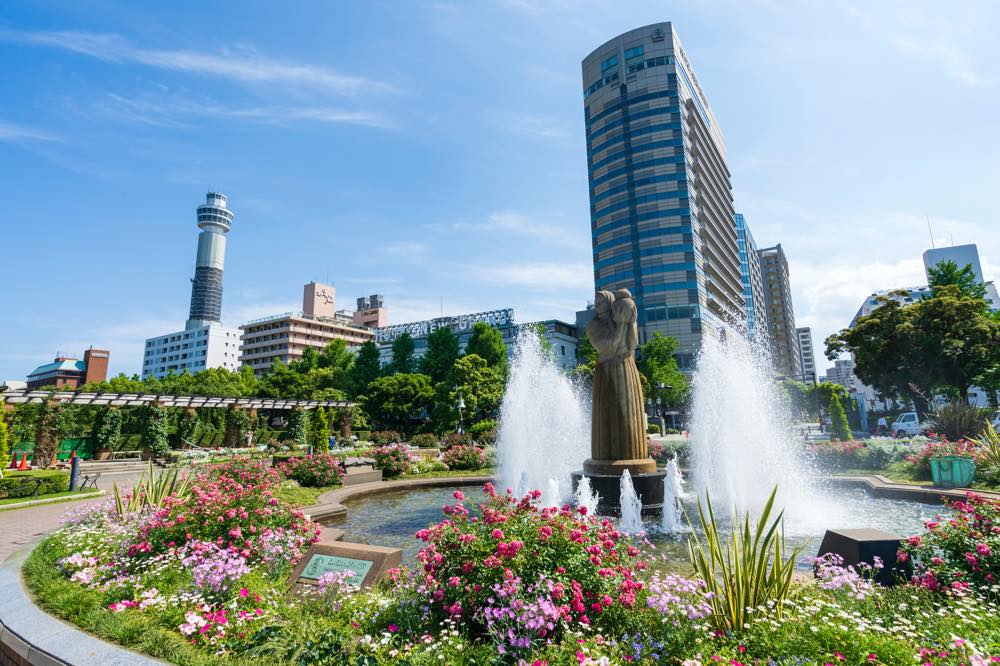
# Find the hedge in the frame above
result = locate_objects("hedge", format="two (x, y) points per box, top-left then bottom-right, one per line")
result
(0, 470), (70, 499)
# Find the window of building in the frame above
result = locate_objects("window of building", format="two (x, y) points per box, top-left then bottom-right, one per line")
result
(600, 55), (618, 72)
(624, 45), (644, 61)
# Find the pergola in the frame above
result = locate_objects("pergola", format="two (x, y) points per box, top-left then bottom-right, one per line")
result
(0, 387), (353, 410)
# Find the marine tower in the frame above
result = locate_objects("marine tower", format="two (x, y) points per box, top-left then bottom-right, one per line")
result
(186, 192), (234, 330)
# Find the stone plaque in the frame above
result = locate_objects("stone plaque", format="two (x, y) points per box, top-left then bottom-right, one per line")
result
(288, 540), (402, 592)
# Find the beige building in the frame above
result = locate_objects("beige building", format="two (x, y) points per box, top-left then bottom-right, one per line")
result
(239, 282), (378, 375)
(758, 245), (800, 378)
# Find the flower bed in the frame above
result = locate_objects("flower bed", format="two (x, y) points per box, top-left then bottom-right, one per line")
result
(277, 453), (344, 487)
(440, 444), (489, 471)
(366, 444), (411, 478)
(23, 476), (1000, 664)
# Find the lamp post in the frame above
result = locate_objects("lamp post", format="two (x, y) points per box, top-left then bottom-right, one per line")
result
(456, 391), (466, 435)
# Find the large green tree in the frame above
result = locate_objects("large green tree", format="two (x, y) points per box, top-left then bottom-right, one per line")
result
(928, 260), (988, 302)
(826, 285), (1000, 409)
(350, 340), (384, 397)
(389, 333), (417, 375)
(465, 322), (507, 369)
(432, 353), (505, 432)
(363, 373), (434, 435)
(637, 332), (689, 407)
(419, 327), (460, 384)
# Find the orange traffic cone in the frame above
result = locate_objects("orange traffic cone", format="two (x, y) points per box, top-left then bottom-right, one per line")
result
(17, 453), (29, 471)
(69, 449), (76, 461)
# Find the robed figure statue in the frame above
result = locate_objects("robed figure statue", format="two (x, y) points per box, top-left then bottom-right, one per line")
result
(584, 289), (656, 475)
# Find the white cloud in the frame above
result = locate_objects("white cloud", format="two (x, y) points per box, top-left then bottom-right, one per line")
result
(467, 261), (591, 291)
(99, 93), (392, 129)
(486, 110), (573, 142)
(0, 119), (58, 142)
(0, 28), (395, 95)
(891, 33), (992, 87)
(430, 210), (588, 249)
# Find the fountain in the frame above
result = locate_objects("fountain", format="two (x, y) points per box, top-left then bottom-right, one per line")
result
(571, 289), (665, 514)
(660, 458), (684, 532)
(573, 475), (599, 516)
(497, 331), (590, 503)
(618, 470), (645, 533)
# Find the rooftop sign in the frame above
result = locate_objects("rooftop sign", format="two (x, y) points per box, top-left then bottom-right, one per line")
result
(375, 308), (514, 343)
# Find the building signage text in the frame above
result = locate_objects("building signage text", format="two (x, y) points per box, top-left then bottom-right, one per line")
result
(375, 308), (514, 343)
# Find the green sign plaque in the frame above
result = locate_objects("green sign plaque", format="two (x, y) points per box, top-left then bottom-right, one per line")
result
(300, 554), (373, 587)
(288, 539), (403, 593)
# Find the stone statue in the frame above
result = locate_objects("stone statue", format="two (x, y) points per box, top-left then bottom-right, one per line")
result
(584, 289), (655, 475)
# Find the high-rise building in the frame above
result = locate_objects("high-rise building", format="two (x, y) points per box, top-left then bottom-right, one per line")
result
(734, 213), (768, 342)
(239, 282), (378, 376)
(796, 327), (816, 384)
(353, 294), (389, 329)
(923, 243), (999, 309)
(582, 22), (745, 370)
(143, 193), (241, 379)
(757, 244), (800, 377)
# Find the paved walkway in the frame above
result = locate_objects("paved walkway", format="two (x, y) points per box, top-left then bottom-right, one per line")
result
(0, 471), (143, 562)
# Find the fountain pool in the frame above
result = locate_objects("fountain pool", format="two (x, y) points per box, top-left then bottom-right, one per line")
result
(337, 483), (945, 571)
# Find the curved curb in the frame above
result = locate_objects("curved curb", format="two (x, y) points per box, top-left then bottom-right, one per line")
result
(0, 491), (105, 513)
(823, 474), (1000, 505)
(0, 544), (166, 665)
(302, 475), (493, 524)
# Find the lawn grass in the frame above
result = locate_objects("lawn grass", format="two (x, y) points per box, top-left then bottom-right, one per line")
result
(0, 489), (100, 509)
(398, 468), (494, 480)
(272, 481), (341, 507)
(22, 542), (252, 666)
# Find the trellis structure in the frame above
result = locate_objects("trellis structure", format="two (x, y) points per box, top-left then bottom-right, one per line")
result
(0, 387), (353, 410)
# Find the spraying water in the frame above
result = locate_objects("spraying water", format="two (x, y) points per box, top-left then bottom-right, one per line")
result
(618, 470), (644, 533)
(660, 458), (685, 532)
(688, 325), (824, 529)
(573, 475), (599, 516)
(497, 332), (591, 502)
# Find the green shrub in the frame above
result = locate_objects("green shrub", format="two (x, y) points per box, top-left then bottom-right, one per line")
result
(929, 400), (991, 441)
(647, 423), (661, 434)
(828, 393), (851, 441)
(442, 431), (473, 450)
(409, 433), (439, 448)
(441, 445), (489, 471)
(94, 407), (123, 452)
(467, 420), (497, 438)
(141, 405), (169, 457)
(370, 430), (403, 446)
(0, 470), (69, 498)
(353, 430), (372, 442)
(0, 408), (9, 468)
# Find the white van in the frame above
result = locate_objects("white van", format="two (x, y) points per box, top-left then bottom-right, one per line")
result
(891, 412), (923, 437)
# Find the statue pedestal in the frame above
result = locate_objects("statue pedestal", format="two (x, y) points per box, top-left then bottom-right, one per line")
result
(572, 468), (667, 517)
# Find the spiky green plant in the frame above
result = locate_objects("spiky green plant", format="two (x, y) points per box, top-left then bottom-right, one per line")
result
(929, 400), (990, 441)
(113, 460), (190, 517)
(971, 423), (1000, 471)
(686, 486), (801, 631)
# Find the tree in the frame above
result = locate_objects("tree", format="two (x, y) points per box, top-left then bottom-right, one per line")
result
(285, 408), (307, 448)
(34, 401), (64, 468)
(432, 354), (505, 432)
(637, 333), (689, 407)
(571, 333), (598, 381)
(176, 408), (200, 448)
(363, 373), (434, 435)
(928, 260), (988, 302)
(827, 392), (852, 441)
(141, 404), (170, 457)
(309, 407), (331, 450)
(390, 333), (416, 375)
(778, 379), (813, 418)
(419, 326), (460, 384)
(0, 405), (9, 471)
(465, 322), (507, 369)
(94, 407), (124, 451)
(350, 341), (384, 397)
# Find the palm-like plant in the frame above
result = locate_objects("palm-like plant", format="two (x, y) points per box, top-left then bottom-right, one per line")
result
(971, 423), (1000, 471)
(928, 400), (990, 441)
(113, 460), (190, 517)
(686, 486), (800, 631)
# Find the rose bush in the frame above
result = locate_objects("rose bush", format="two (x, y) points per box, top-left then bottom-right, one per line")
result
(367, 444), (411, 478)
(278, 453), (344, 487)
(905, 438), (977, 480)
(441, 444), (489, 471)
(899, 492), (1000, 592)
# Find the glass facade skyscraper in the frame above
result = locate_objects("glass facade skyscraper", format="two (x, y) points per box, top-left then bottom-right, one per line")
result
(734, 213), (767, 341)
(582, 23), (745, 368)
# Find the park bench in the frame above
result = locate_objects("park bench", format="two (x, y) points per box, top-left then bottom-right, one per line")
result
(110, 451), (142, 462)
(79, 472), (101, 490)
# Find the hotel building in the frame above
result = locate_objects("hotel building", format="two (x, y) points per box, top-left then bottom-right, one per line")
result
(582, 22), (746, 369)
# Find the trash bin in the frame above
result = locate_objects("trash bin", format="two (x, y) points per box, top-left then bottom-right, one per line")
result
(930, 456), (976, 488)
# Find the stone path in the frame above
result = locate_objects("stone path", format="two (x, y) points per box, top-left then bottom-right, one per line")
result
(0, 471), (143, 562)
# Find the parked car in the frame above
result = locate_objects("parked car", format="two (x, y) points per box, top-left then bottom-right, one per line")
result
(891, 411), (925, 437)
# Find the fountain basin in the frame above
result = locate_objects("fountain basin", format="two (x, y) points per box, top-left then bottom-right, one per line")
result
(572, 469), (667, 516)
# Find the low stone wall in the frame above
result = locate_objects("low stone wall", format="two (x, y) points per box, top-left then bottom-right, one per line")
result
(824, 474), (1000, 505)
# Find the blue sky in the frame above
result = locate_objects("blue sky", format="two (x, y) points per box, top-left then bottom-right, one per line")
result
(2, 0), (998, 380)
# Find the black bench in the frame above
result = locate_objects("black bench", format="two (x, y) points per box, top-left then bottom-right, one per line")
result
(79, 472), (101, 490)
